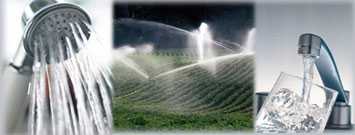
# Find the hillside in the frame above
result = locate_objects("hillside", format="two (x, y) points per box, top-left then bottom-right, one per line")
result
(112, 50), (254, 131)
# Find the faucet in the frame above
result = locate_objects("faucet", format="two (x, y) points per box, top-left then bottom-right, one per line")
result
(256, 33), (352, 129)
(0, 0), (91, 133)
(298, 33), (348, 103)
(298, 33), (351, 129)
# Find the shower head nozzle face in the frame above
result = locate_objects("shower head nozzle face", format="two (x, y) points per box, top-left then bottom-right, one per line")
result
(23, 3), (91, 63)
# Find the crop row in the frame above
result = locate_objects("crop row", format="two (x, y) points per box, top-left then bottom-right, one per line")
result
(113, 54), (254, 115)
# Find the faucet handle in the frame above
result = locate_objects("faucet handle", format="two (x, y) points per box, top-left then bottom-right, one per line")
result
(298, 33), (321, 58)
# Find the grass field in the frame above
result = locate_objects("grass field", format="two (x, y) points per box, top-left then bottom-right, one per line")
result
(112, 50), (254, 131)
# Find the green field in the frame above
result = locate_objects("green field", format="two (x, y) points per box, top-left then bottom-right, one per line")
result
(112, 50), (254, 131)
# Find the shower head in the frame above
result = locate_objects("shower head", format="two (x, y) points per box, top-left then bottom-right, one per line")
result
(2, 0), (93, 133)
(11, 0), (91, 72)
(23, 0), (92, 59)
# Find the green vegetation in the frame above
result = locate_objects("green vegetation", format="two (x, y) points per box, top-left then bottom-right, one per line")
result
(113, 101), (252, 131)
(112, 50), (254, 131)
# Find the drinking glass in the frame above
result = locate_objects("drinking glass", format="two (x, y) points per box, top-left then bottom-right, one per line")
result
(256, 72), (338, 133)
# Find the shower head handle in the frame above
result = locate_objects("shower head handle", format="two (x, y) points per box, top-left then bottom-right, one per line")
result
(10, 40), (33, 74)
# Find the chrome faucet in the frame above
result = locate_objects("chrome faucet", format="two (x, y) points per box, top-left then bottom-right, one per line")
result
(298, 33), (348, 103)
(256, 33), (352, 129)
(297, 33), (351, 129)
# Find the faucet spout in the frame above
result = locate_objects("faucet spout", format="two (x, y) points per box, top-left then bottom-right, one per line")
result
(298, 33), (348, 103)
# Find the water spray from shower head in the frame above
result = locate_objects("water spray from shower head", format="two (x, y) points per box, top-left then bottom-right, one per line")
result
(11, 0), (91, 72)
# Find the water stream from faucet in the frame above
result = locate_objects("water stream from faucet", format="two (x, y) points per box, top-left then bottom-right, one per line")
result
(302, 56), (316, 102)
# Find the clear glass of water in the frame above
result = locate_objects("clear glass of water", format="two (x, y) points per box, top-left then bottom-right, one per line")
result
(255, 72), (338, 133)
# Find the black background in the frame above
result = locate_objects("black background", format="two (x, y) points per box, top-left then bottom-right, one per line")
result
(114, 3), (254, 48)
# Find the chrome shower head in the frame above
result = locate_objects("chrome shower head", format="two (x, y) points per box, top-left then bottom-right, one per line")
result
(23, 0), (92, 60)
(11, 0), (91, 72)
(2, 0), (94, 133)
